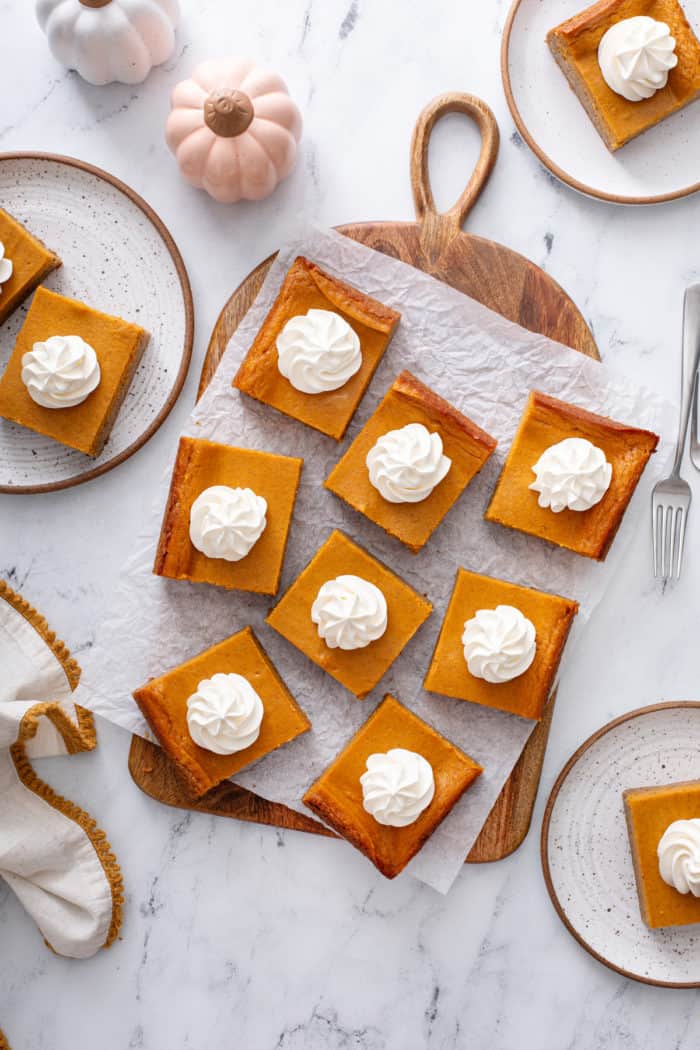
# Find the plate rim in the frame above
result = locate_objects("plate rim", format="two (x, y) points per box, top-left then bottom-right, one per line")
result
(0, 151), (195, 495)
(500, 0), (700, 206)
(541, 699), (700, 988)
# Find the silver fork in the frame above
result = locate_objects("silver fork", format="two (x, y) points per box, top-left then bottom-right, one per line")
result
(651, 284), (700, 580)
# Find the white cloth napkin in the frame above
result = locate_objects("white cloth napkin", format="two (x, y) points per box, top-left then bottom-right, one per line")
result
(0, 580), (122, 959)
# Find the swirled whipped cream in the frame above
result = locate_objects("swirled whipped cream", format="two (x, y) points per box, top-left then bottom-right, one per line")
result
(529, 437), (612, 513)
(276, 308), (362, 394)
(598, 16), (678, 101)
(462, 605), (536, 683)
(657, 818), (700, 897)
(311, 574), (388, 650)
(0, 241), (13, 293)
(360, 748), (435, 827)
(186, 672), (264, 755)
(366, 422), (451, 503)
(21, 335), (101, 409)
(189, 486), (267, 561)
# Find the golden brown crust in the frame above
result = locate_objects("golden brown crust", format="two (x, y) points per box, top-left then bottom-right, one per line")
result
(623, 792), (652, 926)
(486, 390), (659, 561)
(89, 325), (150, 457)
(546, 0), (700, 151)
(133, 626), (311, 799)
(302, 695), (482, 878)
(153, 436), (303, 595)
(392, 370), (498, 453)
(153, 435), (195, 579)
(233, 256), (401, 441)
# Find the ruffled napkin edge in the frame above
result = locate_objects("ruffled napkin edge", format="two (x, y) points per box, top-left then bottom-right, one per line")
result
(0, 579), (124, 951)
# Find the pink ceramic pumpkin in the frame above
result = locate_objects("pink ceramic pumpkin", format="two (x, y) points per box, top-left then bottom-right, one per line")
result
(165, 58), (302, 203)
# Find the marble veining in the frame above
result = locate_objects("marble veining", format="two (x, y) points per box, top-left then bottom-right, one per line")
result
(2, 0), (700, 1046)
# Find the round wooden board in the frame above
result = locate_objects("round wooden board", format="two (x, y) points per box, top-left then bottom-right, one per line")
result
(129, 94), (599, 864)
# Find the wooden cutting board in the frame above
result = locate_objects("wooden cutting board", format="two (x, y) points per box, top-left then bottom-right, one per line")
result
(129, 93), (598, 863)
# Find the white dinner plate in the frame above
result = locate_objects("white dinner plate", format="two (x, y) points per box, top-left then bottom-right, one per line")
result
(542, 702), (700, 986)
(502, 0), (700, 204)
(0, 154), (193, 493)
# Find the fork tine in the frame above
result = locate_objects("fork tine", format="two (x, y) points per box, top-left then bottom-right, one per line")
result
(652, 502), (661, 577)
(674, 506), (687, 579)
(660, 503), (670, 579)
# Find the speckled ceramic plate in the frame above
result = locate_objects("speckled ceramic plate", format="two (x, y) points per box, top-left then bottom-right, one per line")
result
(502, 0), (700, 204)
(0, 154), (193, 493)
(542, 702), (700, 987)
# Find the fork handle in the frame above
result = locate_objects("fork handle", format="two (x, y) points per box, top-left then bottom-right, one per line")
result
(673, 284), (700, 475)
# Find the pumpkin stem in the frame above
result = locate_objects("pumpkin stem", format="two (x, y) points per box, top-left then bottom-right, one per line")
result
(204, 89), (254, 138)
(78, 0), (113, 7)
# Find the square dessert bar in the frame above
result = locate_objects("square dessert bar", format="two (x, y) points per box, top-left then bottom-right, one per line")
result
(154, 436), (303, 595)
(0, 286), (149, 456)
(303, 694), (483, 879)
(325, 370), (497, 552)
(266, 530), (433, 699)
(133, 626), (311, 798)
(424, 569), (578, 721)
(547, 0), (700, 151)
(624, 779), (700, 929)
(485, 391), (658, 560)
(0, 207), (61, 325)
(233, 256), (400, 440)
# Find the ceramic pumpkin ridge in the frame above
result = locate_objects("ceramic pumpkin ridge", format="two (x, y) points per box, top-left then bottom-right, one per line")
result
(165, 58), (303, 204)
(35, 0), (180, 86)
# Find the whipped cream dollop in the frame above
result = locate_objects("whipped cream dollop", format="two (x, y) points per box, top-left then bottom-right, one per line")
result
(21, 335), (101, 409)
(366, 422), (452, 503)
(311, 574), (388, 650)
(186, 672), (264, 755)
(462, 605), (536, 684)
(657, 818), (700, 897)
(0, 241), (13, 292)
(276, 308), (362, 394)
(360, 748), (435, 827)
(598, 16), (678, 101)
(189, 485), (267, 561)
(529, 437), (612, 513)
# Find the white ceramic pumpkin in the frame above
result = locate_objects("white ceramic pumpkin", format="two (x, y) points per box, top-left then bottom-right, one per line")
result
(165, 58), (303, 203)
(35, 0), (180, 86)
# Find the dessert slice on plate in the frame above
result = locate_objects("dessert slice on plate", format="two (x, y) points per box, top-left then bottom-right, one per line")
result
(485, 391), (658, 560)
(624, 778), (700, 928)
(546, 0), (700, 151)
(154, 436), (303, 595)
(0, 287), (149, 456)
(233, 256), (400, 440)
(325, 370), (497, 552)
(424, 568), (578, 721)
(133, 626), (311, 798)
(266, 529), (432, 699)
(303, 694), (483, 879)
(0, 207), (61, 325)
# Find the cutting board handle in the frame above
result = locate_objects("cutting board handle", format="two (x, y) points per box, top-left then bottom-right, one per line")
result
(411, 93), (499, 263)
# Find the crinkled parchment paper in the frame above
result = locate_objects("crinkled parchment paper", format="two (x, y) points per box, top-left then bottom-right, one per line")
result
(75, 227), (675, 894)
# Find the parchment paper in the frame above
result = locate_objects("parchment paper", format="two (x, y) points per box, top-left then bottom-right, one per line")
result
(74, 227), (675, 894)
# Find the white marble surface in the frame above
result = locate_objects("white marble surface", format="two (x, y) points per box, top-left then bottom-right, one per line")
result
(1, 0), (700, 1045)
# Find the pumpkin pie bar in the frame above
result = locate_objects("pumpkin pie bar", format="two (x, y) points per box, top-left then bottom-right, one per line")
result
(547, 0), (700, 151)
(233, 256), (400, 440)
(266, 530), (432, 699)
(303, 694), (483, 879)
(0, 286), (149, 456)
(154, 436), (303, 595)
(325, 370), (497, 552)
(624, 779), (700, 928)
(485, 391), (658, 560)
(133, 626), (311, 798)
(0, 207), (61, 326)
(424, 569), (578, 721)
